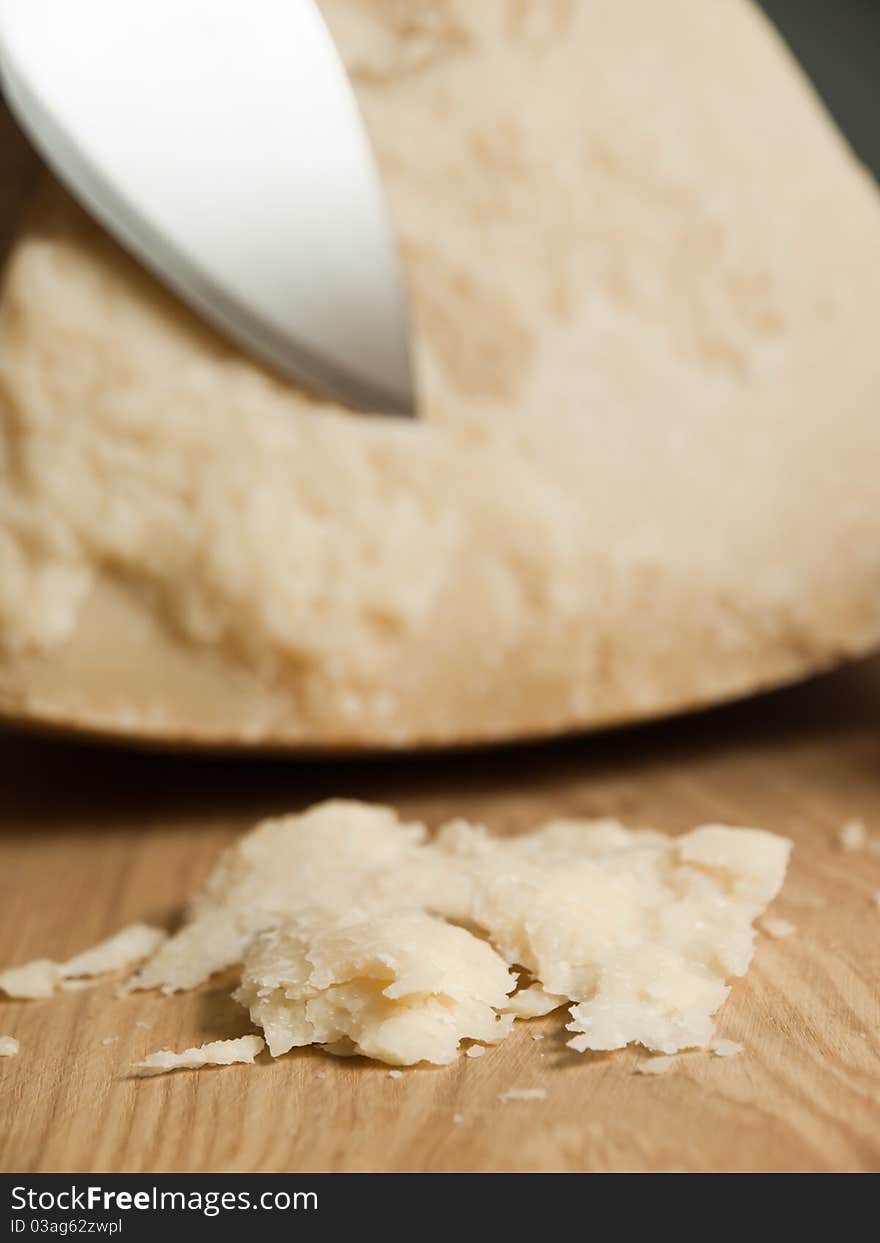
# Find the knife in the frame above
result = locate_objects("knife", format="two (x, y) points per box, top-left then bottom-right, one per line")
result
(0, 0), (415, 416)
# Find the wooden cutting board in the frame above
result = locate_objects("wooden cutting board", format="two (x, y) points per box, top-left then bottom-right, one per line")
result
(1, 658), (879, 1174)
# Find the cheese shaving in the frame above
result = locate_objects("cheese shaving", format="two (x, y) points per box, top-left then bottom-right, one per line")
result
(132, 1035), (264, 1076)
(0, 924), (167, 999)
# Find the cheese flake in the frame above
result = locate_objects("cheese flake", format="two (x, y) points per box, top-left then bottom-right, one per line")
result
(132, 1035), (264, 1076)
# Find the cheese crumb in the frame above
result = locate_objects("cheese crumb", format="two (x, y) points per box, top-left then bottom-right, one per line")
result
(100, 1036), (119, 1047)
(235, 911), (515, 1066)
(710, 1039), (744, 1058)
(498, 1088), (546, 1102)
(466, 1045), (486, 1059)
(452, 1113), (465, 1124)
(0, 924), (167, 999)
(760, 917), (796, 940)
(530, 1033), (544, 1042)
(635, 1056), (677, 1076)
(839, 819), (867, 852)
(0, 1035), (19, 1057)
(387, 1069), (403, 1079)
(132, 1035), (264, 1076)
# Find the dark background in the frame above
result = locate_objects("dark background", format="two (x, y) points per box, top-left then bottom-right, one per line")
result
(758, 0), (880, 177)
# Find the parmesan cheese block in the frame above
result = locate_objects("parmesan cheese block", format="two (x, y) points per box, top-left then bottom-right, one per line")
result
(132, 1035), (264, 1076)
(1, 0), (880, 750)
(0, 923), (166, 999)
(235, 913), (515, 1066)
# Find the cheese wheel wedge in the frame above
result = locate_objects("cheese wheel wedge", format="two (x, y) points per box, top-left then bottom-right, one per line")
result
(0, 0), (878, 750)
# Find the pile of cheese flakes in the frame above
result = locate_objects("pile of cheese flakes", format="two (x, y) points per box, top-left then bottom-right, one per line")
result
(0, 801), (791, 1071)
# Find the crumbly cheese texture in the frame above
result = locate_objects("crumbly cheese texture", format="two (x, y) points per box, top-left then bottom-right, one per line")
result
(0, 924), (166, 999)
(1, 1), (880, 751)
(132, 1035), (264, 1076)
(0, 1035), (19, 1057)
(116, 800), (790, 1065)
(432, 819), (791, 1053)
(235, 913), (515, 1066)
(129, 802), (431, 993)
(0, 802), (790, 1067)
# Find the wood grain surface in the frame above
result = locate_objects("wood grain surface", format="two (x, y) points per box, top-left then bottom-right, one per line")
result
(1, 658), (879, 1174)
